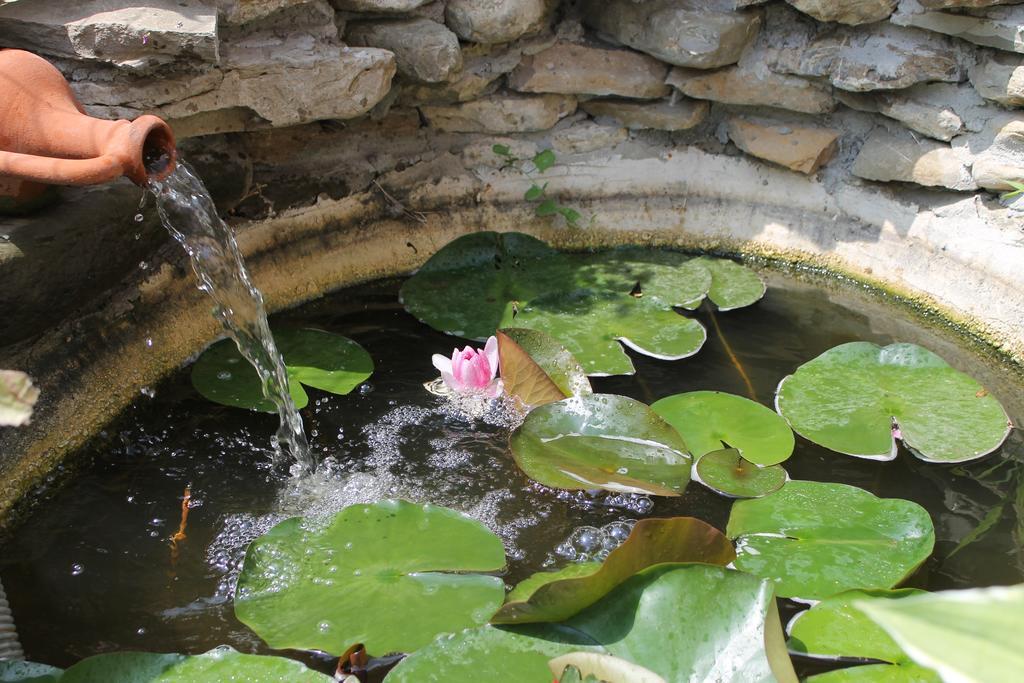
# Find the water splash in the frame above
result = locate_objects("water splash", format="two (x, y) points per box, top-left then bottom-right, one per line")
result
(147, 162), (312, 472)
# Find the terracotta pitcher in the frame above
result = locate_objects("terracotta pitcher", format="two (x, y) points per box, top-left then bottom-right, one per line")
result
(0, 49), (176, 206)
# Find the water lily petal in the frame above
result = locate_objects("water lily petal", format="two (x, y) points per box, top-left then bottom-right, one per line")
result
(483, 378), (504, 398)
(432, 354), (453, 375)
(483, 336), (499, 379)
(439, 370), (459, 391)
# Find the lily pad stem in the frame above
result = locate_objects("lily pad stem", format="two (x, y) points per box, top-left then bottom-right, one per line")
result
(705, 305), (757, 402)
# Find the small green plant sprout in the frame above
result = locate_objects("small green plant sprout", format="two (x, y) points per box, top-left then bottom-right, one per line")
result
(999, 179), (1024, 201)
(492, 144), (586, 228)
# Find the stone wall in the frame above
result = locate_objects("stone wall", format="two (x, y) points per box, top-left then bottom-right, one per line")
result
(1, 0), (1022, 194)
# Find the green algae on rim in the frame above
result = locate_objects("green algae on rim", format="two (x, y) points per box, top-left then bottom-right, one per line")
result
(775, 342), (1011, 463)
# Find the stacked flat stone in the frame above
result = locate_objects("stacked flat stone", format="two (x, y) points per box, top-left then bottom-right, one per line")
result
(0, 0), (1020, 191)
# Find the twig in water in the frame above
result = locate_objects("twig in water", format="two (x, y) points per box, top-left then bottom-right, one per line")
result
(706, 305), (757, 402)
(169, 486), (191, 566)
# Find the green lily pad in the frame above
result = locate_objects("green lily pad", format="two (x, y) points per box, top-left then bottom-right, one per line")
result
(806, 663), (941, 683)
(387, 623), (602, 683)
(695, 256), (767, 311)
(776, 342), (1011, 463)
(400, 232), (570, 340)
(564, 250), (765, 311)
(565, 249), (712, 308)
(788, 589), (940, 683)
(497, 328), (592, 408)
(507, 290), (707, 375)
(651, 391), (794, 465)
(695, 449), (787, 498)
(0, 662), (61, 683)
(57, 648), (331, 682)
(856, 584), (1024, 683)
(386, 564), (796, 683)
(789, 589), (928, 662)
(726, 481), (935, 600)
(493, 517), (735, 624)
(506, 562), (603, 604)
(401, 233), (765, 376)
(191, 328), (373, 411)
(509, 394), (692, 496)
(235, 500), (506, 655)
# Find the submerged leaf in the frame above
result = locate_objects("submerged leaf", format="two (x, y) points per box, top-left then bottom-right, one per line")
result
(694, 448), (787, 498)
(191, 328), (373, 411)
(0, 369), (39, 427)
(776, 342), (1010, 463)
(727, 481), (935, 600)
(386, 564), (796, 683)
(235, 500), (506, 655)
(493, 517), (735, 624)
(497, 328), (591, 408)
(855, 584), (1024, 683)
(509, 394), (692, 496)
(651, 391), (794, 465)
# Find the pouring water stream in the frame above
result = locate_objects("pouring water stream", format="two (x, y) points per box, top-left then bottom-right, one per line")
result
(147, 161), (313, 473)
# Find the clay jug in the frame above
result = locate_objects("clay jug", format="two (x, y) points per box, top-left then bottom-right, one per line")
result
(0, 49), (176, 206)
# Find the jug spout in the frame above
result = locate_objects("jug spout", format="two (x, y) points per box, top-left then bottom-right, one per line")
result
(0, 49), (176, 197)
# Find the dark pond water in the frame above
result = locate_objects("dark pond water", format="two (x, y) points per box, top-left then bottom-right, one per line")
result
(1, 271), (1022, 674)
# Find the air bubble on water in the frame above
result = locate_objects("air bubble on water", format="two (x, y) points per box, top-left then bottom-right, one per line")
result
(140, 386), (156, 398)
(602, 492), (654, 515)
(145, 338), (154, 348)
(358, 383), (374, 395)
(139, 261), (149, 270)
(217, 370), (231, 380)
(318, 621), (331, 633)
(134, 213), (145, 223)
(555, 519), (637, 563)
(70, 563), (84, 576)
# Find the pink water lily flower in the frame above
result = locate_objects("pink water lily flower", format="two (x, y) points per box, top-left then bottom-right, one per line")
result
(432, 336), (502, 397)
